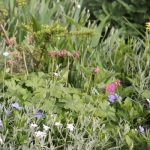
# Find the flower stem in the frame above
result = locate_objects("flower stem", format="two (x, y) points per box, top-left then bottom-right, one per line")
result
(22, 50), (28, 75)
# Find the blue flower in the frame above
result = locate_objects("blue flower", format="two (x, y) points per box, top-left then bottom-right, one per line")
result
(139, 125), (144, 133)
(108, 93), (122, 103)
(35, 110), (45, 119)
(108, 95), (116, 103)
(12, 102), (22, 110)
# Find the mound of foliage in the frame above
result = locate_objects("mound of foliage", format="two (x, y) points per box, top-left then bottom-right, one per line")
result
(0, 0), (150, 149)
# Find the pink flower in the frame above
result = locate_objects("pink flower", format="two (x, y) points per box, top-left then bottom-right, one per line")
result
(59, 49), (67, 57)
(11, 51), (22, 60)
(115, 79), (121, 87)
(48, 51), (57, 57)
(106, 82), (116, 94)
(93, 67), (100, 74)
(73, 51), (80, 59)
(7, 60), (14, 65)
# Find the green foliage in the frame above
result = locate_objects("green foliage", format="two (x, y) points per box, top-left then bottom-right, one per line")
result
(83, 0), (150, 36)
(0, 73), (149, 149)
(0, 0), (150, 149)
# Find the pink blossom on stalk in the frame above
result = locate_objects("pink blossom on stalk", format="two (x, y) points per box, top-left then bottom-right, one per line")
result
(115, 79), (121, 87)
(73, 50), (80, 59)
(48, 51), (57, 57)
(7, 60), (14, 65)
(106, 79), (121, 94)
(93, 67), (100, 74)
(59, 49), (67, 57)
(106, 82), (116, 94)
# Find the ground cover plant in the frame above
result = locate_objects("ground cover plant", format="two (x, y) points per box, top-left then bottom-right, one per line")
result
(0, 0), (150, 149)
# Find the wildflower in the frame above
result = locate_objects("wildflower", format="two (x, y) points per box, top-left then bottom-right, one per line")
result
(73, 50), (80, 59)
(139, 126), (144, 133)
(12, 102), (22, 110)
(108, 94), (116, 103)
(93, 67), (100, 74)
(54, 72), (60, 77)
(59, 49), (67, 57)
(7, 60), (14, 65)
(35, 110), (45, 119)
(43, 124), (50, 131)
(30, 123), (38, 129)
(146, 99), (150, 104)
(3, 52), (9, 57)
(146, 22), (150, 31)
(106, 82), (116, 94)
(67, 123), (74, 131)
(0, 120), (3, 127)
(0, 136), (3, 145)
(55, 122), (63, 128)
(34, 131), (46, 139)
(48, 51), (57, 57)
(77, 4), (81, 9)
(115, 79), (121, 87)
(106, 80), (121, 94)
(108, 93), (122, 103)
(11, 51), (22, 60)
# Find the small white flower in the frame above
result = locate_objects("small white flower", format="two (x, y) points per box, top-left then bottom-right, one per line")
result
(51, 113), (57, 120)
(0, 137), (3, 145)
(55, 122), (63, 128)
(146, 99), (150, 104)
(54, 72), (60, 77)
(77, 4), (81, 9)
(134, 129), (138, 132)
(43, 124), (50, 131)
(34, 131), (46, 139)
(30, 123), (38, 128)
(3, 52), (10, 57)
(67, 123), (74, 131)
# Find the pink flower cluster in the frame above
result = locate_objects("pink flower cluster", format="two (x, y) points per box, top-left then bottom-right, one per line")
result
(7, 60), (14, 65)
(6, 51), (22, 66)
(48, 49), (67, 58)
(106, 80), (121, 94)
(48, 49), (80, 59)
(93, 67), (100, 74)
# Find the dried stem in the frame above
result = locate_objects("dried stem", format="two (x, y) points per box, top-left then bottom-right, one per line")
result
(0, 24), (9, 41)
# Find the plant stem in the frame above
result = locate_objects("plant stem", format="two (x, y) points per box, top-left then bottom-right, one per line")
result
(22, 50), (29, 75)
(0, 24), (9, 41)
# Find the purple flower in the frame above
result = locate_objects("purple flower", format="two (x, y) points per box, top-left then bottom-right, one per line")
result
(139, 125), (144, 133)
(108, 93), (122, 103)
(12, 102), (22, 110)
(35, 110), (45, 119)
(0, 120), (3, 127)
(108, 95), (116, 103)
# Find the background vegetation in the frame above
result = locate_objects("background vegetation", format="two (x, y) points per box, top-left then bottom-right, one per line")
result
(0, 0), (150, 149)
